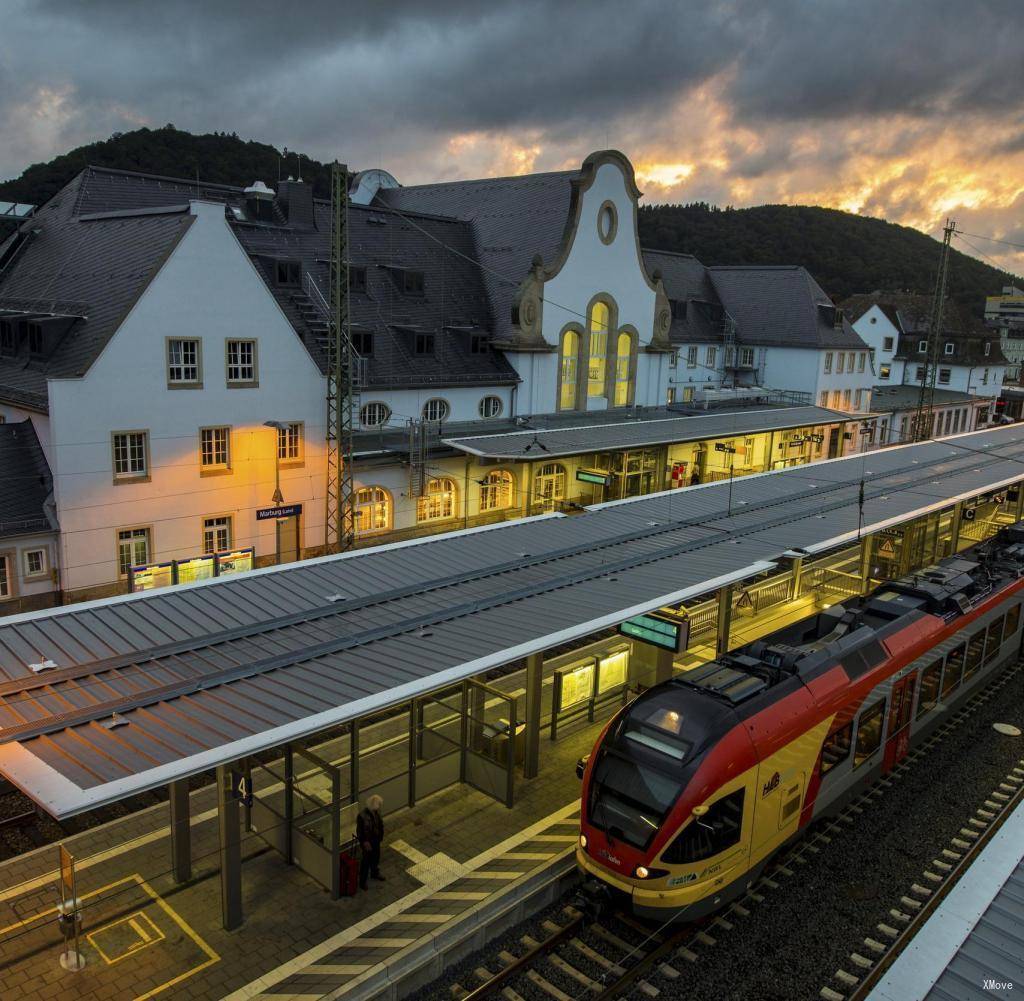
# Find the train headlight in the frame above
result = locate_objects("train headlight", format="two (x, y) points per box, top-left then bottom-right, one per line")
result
(579, 834), (587, 849)
(635, 865), (649, 879)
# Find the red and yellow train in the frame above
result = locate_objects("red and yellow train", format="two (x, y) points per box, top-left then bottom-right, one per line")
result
(576, 523), (1024, 921)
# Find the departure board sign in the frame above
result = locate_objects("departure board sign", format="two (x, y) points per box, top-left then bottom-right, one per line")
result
(576, 468), (611, 487)
(597, 648), (629, 693)
(619, 612), (688, 653)
(176, 555), (216, 585)
(557, 660), (595, 710)
(217, 548), (255, 577)
(129, 561), (174, 593)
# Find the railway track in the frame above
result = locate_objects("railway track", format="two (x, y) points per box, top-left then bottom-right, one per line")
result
(419, 659), (1023, 1001)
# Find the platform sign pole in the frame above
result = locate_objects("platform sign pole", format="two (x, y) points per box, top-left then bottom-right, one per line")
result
(523, 653), (543, 780)
(57, 845), (85, 971)
(715, 584), (734, 658)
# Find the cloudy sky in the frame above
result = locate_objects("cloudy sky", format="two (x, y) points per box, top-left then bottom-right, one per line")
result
(3, 0), (1022, 273)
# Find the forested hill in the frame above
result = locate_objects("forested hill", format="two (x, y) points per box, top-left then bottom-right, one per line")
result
(639, 203), (1017, 311)
(2, 126), (1017, 309)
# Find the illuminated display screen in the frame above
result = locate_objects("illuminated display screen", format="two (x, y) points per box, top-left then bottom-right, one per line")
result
(177, 556), (216, 585)
(597, 649), (629, 693)
(558, 661), (595, 710)
(619, 613), (686, 652)
(217, 549), (255, 577)
(129, 562), (174, 593)
(576, 468), (611, 486)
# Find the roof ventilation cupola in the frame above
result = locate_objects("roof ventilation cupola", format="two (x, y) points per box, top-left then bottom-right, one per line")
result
(244, 180), (275, 223)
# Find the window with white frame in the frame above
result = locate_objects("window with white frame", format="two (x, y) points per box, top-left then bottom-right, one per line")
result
(422, 398), (450, 423)
(984, 342), (991, 356)
(831, 390), (841, 409)
(858, 353), (866, 372)
(117, 527), (151, 577)
(739, 347), (754, 366)
(944, 342), (955, 355)
(360, 401), (391, 427)
(23, 549), (46, 577)
(686, 345), (697, 368)
(854, 389), (863, 410)
(167, 338), (201, 385)
(479, 396), (503, 419)
(883, 337), (894, 351)
(824, 352), (833, 374)
(982, 368), (989, 385)
(417, 477), (457, 521)
(880, 363), (891, 379)
(533, 463), (567, 509)
(918, 340), (928, 353)
(847, 352), (855, 371)
(200, 427), (230, 469)
(226, 340), (257, 385)
(706, 345), (717, 367)
(480, 469), (515, 512)
(203, 516), (232, 554)
(915, 366), (925, 382)
(939, 368), (951, 384)
(112, 431), (148, 479)
(0, 554), (10, 598)
(277, 422), (303, 461)
(836, 353), (845, 374)
(355, 486), (391, 534)
(819, 390), (828, 407)
(842, 388), (851, 408)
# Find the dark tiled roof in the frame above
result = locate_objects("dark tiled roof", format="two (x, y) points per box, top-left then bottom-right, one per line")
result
(842, 291), (989, 338)
(893, 332), (1008, 367)
(376, 170), (576, 339)
(233, 199), (518, 388)
(0, 419), (54, 540)
(642, 249), (726, 344)
(709, 266), (867, 349)
(0, 169), (195, 409)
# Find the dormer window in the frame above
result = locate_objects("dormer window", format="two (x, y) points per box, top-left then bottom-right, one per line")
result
(944, 342), (955, 355)
(671, 300), (686, 320)
(350, 266), (367, 294)
(26, 323), (44, 356)
(984, 341), (991, 356)
(415, 332), (435, 355)
(918, 340), (928, 353)
(403, 270), (425, 295)
(351, 328), (373, 356)
(470, 334), (489, 354)
(275, 260), (301, 286)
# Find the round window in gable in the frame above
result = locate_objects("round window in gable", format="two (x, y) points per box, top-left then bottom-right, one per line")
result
(479, 395), (503, 419)
(360, 401), (392, 427)
(422, 398), (451, 422)
(597, 200), (618, 245)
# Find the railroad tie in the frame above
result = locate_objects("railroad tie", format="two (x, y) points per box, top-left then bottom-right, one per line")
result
(731, 903), (751, 918)
(849, 953), (874, 970)
(968, 817), (988, 829)
(541, 920), (562, 935)
(525, 969), (572, 1001)
(761, 876), (781, 889)
(696, 931), (717, 946)
(932, 859), (953, 872)
(910, 883), (933, 897)
(521, 934), (540, 949)
(746, 891), (765, 903)
(549, 954), (600, 993)
(942, 848), (963, 860)
(959, 827), (980, 839)
(900, 896), (922, 910)
(658, 963), (681, 980)
(474, 967), (494, 984)
(923, 871), (944, 883)
(820, 988), (846, 1001)
(501, 989), (527, 1001)
(714, 916), (734, 931)
(863, 938), (887, 954)
(999, 782), (1017, 792)
(449, 984), (467, 999)
(637, 981), (659, 998)
(834, 970), (860, 987)
(805, 843), (821, 854)
(888, 910), (911, 925)
(568, 938), (625, 977)
(977, 808), (996, 820)
(983, 800), (1002, 811)
(676, 947), (700, 963)
(951, 837), (972, 849)
(992, 791), (1011, 801)
(877, 923), (901, 939)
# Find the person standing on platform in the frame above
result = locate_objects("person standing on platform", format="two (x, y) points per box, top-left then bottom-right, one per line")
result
(357, 794), (385, 890)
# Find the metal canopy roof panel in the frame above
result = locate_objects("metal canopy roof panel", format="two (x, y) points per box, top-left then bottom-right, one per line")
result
(442, 405), (853, 459)
(1, 425), (1023, 818)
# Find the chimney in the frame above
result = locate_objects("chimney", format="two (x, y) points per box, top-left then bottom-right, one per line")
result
(244, 181), (275, 222)
(276, 178), (315, 229)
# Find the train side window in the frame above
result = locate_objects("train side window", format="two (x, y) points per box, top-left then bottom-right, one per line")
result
(820, 722), (853, 775)
(942, 644), (965, 699)
(984, 615), (1005, 664)
(661, 789), (745, 865)
(964, 629), (986, 682)
(853, 699), (885, 767)
(917, 661), (942, 719)
(1005, 603), (1021, 638)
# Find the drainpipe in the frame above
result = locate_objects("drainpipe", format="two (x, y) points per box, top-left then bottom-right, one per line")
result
(464, 455), (471, 529)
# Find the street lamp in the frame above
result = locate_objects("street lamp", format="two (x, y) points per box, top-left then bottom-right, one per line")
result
(263, 421), (287, 505)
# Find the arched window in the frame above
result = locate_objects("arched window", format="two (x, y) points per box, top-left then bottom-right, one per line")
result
(479, 395), (503, 419)
(354, 486), (392, 534)
(533, 463), (567, 510)
(614, 330), (634, 406)
(559, 329), (580, 411)
(422, 398), (450, 423)
(360, 401), (392, 427)
(417, 477), (458, 521)
(588, 301), (610, 398)
(480, 469), (516, 512)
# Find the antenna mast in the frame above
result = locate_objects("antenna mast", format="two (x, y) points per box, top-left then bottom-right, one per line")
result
(325, 161), (355, 553)
(912, 218), (956, 441)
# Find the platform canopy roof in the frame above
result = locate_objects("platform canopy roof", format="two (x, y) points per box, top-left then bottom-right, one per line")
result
(1, 426), (1023, 818)
(443, 404), (857, 459)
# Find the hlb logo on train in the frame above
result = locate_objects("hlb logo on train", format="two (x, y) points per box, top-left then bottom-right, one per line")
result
(762, 772), (781, 797)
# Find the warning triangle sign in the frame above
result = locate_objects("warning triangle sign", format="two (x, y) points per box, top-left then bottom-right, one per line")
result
(736, 588), (754, 610)
(877, 538), (896, 558)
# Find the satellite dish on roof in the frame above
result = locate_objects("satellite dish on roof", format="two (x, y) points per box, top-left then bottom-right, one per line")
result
(349, 169), (401, 205)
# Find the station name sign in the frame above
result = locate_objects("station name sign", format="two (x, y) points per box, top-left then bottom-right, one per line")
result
(576, 468), (611, 487)
(619, 611), (689, 653)
(256, 503), (303, 521)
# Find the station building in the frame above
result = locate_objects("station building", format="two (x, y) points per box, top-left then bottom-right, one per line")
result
(0, 151), (879, 609)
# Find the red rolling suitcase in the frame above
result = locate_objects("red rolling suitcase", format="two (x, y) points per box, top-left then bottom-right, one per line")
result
(339, 851), (360, 897)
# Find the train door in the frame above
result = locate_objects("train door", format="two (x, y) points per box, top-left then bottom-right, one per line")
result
(883, 672), (916, 772)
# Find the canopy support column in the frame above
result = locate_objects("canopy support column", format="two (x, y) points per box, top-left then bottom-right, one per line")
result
(217, 763), (243, 931)
(169, 779), (191, 884)
(524, 653), (543, 779)
(859, 535), (873, 592)
(789, 556), (804, 600)
(950, 501), (964, 552)
(715, 584), (734, 658)
(655, 646), (674, 685)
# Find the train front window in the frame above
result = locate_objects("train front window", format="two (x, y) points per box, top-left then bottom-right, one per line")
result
(622, 703), (693, 760)
(588, 751), (683, 849)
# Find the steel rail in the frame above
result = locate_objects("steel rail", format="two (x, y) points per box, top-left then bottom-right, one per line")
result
(1, 444), (1019, 742)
